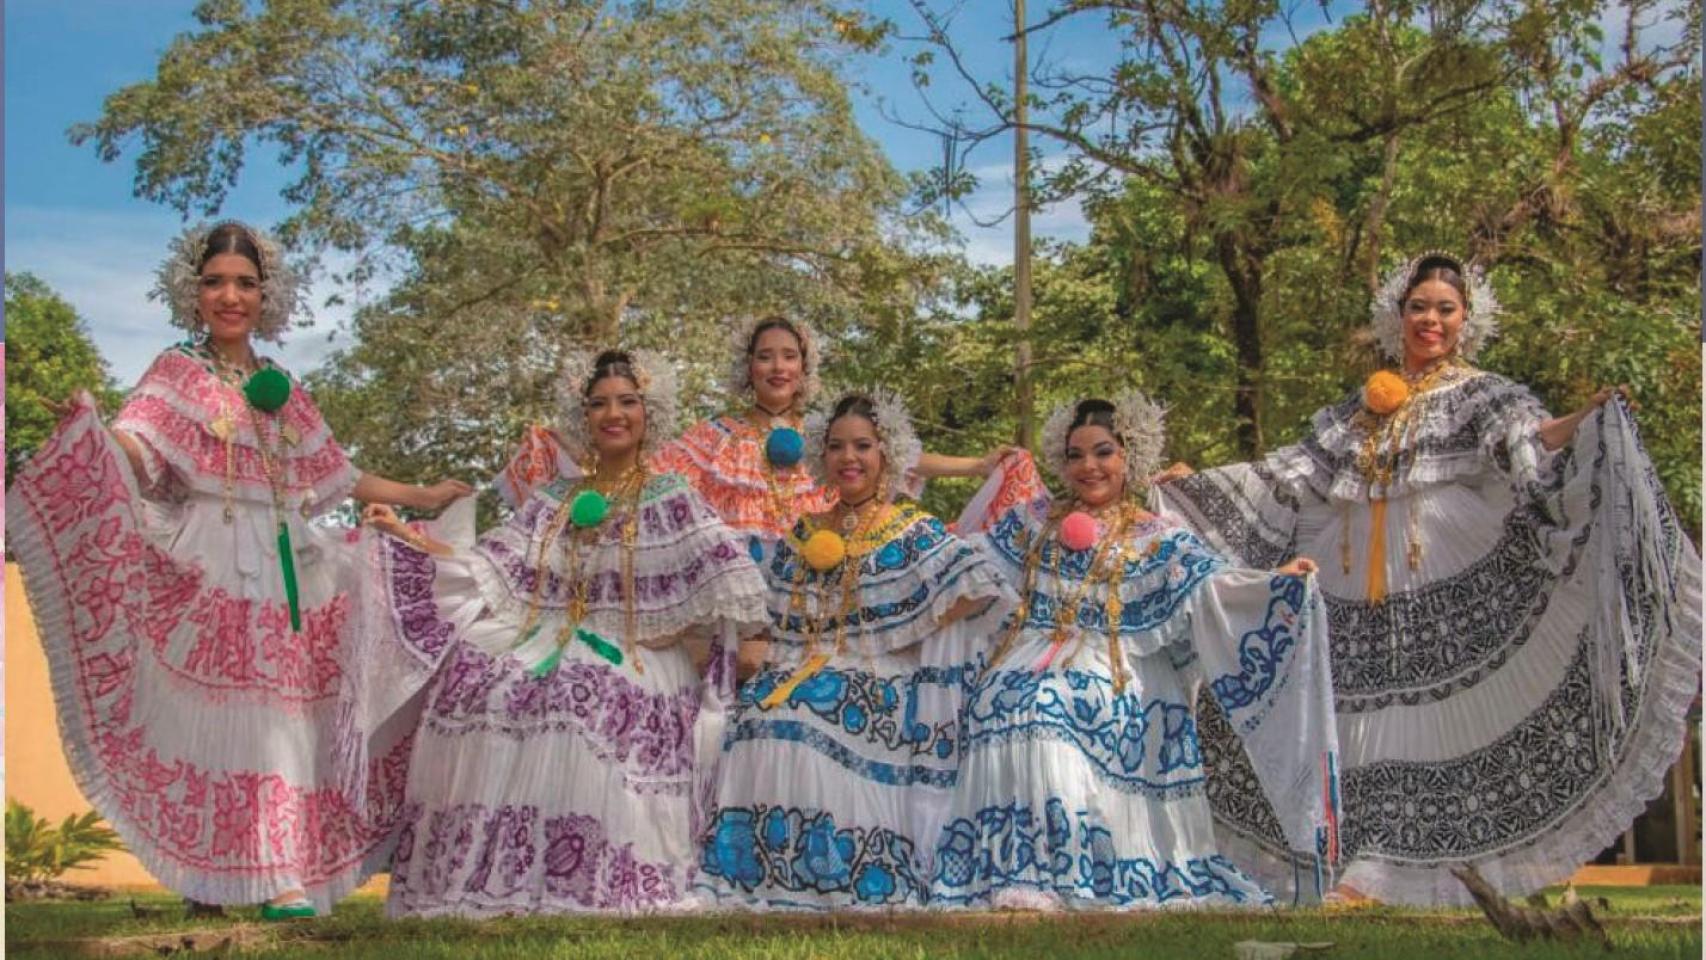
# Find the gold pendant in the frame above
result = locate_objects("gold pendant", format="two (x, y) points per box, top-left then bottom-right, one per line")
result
(282, 424), (302, 447)
(210, 413), (235, 441)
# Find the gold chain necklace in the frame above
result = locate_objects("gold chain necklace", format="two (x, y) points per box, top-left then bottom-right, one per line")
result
(740, 409), (809, 527)
(521, 467), (648, 676)
(1346, 356), (1475, 597)
(1353, 357), (1471, 493)
(197, 339), (306, 632)
(759, 501), (917, 709)
(983, 499), (1141, 694)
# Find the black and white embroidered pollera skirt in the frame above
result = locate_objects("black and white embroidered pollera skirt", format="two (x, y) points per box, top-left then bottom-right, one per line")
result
(1160, 397), (1700, 906)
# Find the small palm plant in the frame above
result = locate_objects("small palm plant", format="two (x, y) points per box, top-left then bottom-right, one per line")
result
(5, 797), (125, 897)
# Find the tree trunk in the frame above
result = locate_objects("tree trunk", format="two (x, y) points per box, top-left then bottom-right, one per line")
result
(1360, 131), (1402, 297)
(1216, 233), (1265, 458)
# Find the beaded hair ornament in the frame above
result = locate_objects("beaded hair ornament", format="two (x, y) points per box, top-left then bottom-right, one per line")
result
(1371, 250), (1502, 362)
(152, 220), (305, 344)
(1039, 390), (1168, 496)
(555, 348), (682, 464)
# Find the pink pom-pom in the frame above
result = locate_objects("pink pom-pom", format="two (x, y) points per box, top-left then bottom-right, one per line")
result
(1060, 511), (1098, 552)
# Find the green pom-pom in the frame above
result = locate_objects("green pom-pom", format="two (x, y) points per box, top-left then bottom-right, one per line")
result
(243, 367), (293, 412)
(570, 489), (609, 528)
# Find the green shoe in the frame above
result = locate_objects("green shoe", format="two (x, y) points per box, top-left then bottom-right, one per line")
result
(260, 900), (317, 921)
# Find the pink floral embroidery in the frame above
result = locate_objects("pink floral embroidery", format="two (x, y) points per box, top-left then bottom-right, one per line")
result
(10, 397), (409, 888)
(112, 350), (354, 506)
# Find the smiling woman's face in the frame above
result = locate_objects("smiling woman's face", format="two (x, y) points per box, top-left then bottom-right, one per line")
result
(584, 374), (646, 461)
(823, 413), (882, 503)
(1066, 424), (1125, 508)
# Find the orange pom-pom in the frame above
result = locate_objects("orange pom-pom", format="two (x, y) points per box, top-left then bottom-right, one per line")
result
(1363, 370), (1410, 416)
(801, 529), (847, 571)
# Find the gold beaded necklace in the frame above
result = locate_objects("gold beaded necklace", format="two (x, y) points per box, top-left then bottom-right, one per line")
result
(741, 405), (812, 528)
(198, 339), (307, 632)
(1352, 356), (1473, 493)
(1346, 356), (1476, 600)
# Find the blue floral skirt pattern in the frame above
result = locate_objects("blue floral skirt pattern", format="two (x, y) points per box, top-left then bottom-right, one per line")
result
(930, 643), (1272, 909)
(933, 796), (1265, 907)
(698, 647), (973, 908)
(701, 804), (924, 907)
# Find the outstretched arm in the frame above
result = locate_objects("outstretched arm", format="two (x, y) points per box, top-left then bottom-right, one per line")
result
(353, 473), (474, 511)
(916, 445), (1023, 479)
(110, 429), (152, 484)
(361, 503), (454, 556)
(1537, 385), (1629, 451)
(1150, 462), (1195, 485)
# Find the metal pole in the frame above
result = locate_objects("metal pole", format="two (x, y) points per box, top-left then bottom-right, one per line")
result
(1013, 0), (1034, 447)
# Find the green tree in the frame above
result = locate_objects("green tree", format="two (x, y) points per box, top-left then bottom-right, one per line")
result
(896, 1), (1700, 534)
(4, 273), (122, 480)
(73, 0), (923, 339)
(78, 1), (948, 511)
(901, 1), (1698, 458)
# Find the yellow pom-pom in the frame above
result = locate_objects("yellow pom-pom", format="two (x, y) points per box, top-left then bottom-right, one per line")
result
(1363, 370), (1410, 416)
(801, 530), (847, 571)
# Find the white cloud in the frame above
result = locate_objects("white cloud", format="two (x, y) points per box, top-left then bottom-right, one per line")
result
(5, 206), (382, 385)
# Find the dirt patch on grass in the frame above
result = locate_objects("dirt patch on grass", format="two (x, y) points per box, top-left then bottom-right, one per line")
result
(30, 924), (272, 957)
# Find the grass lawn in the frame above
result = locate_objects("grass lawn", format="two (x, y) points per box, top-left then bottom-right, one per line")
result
(5, 886), (1700, 959)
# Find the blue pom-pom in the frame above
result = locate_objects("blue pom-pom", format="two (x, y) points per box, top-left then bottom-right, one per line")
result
(765, 427), (804, 467)
(747, 535), (766, 564)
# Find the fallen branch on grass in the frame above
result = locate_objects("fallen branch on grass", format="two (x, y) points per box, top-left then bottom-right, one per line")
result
(1451, 865), (1611, 950)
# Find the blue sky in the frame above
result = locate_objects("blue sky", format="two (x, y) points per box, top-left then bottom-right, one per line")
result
(3, 0), (1119, 384)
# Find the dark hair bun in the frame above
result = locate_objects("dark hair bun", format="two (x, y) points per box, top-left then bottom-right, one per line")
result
(1067, 398), (1122, 447)
(828, 393), (877, 428)
(584, 349), (640, 396)
(198, 222), (265, 280)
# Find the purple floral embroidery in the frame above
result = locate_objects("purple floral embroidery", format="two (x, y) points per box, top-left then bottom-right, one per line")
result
(465, 804), (537, 897)
(425, 646), (699, 784)
(418, 804), (480, 898)
(543, 814), (607, 905)
(390, 805), (418, 879)
(395, 803), (680, 911)
(384, 539), (456, 661)
(476, 487), (749, 612)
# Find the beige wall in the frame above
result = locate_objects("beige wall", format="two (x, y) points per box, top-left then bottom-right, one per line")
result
(5, 561), (162, 888)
